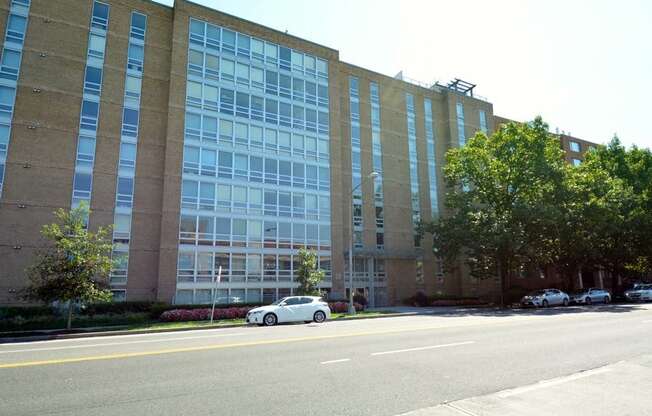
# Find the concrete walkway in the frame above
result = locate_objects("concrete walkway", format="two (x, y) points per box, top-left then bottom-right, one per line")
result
(399, 355), (652, 416)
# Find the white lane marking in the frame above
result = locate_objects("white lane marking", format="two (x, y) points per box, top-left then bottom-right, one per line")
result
(320, 358), (351, 365)
(496, 367), (612, 398)
(371, 341), (475, 356)
(0, 332), (247, 354)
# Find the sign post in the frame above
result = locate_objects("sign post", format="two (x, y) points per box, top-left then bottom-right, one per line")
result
(209, 266), (222, 325)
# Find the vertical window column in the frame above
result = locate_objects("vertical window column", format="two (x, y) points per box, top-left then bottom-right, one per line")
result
(0, 0), (31, 196)
(405, 93), (420, 247)
(109, 12), (147, 297)
(349, 77), (362, 248)
(479, 109), (487, 133)
(370, 82), (384, 250)
(71, 1), (110, 211)
(456, 102), (465, 146)
(424, 99), (438, 218)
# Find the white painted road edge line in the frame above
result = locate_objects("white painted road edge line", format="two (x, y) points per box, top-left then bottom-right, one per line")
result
(0, 332), (248, 354)
(496, 366), (612, 398)
(320, 358), (351, 365)
(371, 341), (475, 356)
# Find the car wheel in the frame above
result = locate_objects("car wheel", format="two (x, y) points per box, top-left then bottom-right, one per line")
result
(263, 313), (277, 326)
(604, 296), (610, 304)
(585, 297), (592, 305)
(563, 298), (569, 306)
(313, 310), (326, 323)
(542, 300), (549, 308)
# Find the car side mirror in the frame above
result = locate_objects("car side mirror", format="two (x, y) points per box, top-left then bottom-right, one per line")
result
(279, 303), (286, 307)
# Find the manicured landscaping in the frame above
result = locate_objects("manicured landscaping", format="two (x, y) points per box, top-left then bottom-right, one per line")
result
(0, 303), (393, 338)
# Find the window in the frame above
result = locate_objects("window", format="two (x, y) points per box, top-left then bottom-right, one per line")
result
(127, 43), (144, 72)
(479, 110), (487, 133)
(116, 176), (134, 207)
(124, 75), (141, 105)
(119, 142), (136, 170)
(189, 19), (205, 46)
(216, 184), (231, 212)
(73, 172), (92, 200)
(206, 24), (220, 50)
(121, 108), (139, 137)
(88, 34), (106, 59)
(220, 58), (235, 83)
(130, 12), (147, 40)
(82, 66), (102, 95)
(91, 1), (110, 30)
(456, 102), (465, 146)
(80, 100), (99, 131)
(572, 158), (582, 166)
(251, 38), (264, 63)
(76, 136), (95, 167)
(222, 29), (236, 55)
(205, 53), (219, 80)
(0, 86), (16, 119)
(237, 33), (250, 57)
(570, 141), (581, 152)
(7, 15), (27, 44)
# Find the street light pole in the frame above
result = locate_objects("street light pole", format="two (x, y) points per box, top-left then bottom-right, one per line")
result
(348, 171), (379, 314)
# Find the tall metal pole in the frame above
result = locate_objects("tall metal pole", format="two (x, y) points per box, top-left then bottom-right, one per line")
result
(210, 266), (222, 325)
(348, 193), (355, 314)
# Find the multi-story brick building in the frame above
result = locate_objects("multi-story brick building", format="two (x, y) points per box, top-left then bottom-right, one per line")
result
(0, 0), (597, 306)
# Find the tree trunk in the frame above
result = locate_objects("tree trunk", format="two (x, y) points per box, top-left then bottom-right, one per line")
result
(498, 259), (509, 307)
(66, 300), (73, 330)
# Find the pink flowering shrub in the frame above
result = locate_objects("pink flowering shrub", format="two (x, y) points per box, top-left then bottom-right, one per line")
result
(328, 302), (363, 313)
(159, 307), (252, 322)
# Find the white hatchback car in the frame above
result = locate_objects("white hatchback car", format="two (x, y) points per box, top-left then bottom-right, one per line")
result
(246, 296), (331, 326)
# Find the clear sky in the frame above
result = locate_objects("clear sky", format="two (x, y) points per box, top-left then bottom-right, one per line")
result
(154, 0), (652, 149)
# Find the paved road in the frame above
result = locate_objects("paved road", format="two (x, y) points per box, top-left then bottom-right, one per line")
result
(1, 304), (651, 416)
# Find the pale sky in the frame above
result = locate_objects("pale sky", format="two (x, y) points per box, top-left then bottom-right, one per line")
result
(154, 0), (652, 149)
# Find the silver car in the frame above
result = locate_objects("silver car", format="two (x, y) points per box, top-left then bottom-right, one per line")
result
(624, 284), (652, 302)
(570, 288), (611, 305)
(520, 289), (570, 307)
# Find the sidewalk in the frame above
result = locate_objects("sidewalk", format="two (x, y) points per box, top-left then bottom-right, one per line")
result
(399, 355), (652, 416)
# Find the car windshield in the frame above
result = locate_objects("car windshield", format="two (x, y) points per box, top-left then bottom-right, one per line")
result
(271, 297), (288, 305)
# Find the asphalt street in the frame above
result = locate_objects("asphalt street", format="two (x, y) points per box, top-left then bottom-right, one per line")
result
(1, 304), (651, 416)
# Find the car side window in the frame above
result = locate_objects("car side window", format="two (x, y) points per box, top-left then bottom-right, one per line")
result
(284, 297), (300, 305)
(300, 297), (313, 304)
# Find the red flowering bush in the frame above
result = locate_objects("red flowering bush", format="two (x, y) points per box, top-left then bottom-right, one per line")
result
(328, 302), (363, 313)
(159, 307), (252, 322)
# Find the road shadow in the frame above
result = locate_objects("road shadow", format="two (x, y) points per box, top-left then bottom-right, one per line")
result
(373, 303), (649, 319)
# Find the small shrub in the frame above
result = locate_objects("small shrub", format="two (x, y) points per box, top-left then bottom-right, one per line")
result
(327, 302), (362, 313)
(159, 307), (252, 322)
(353, 293), (368, 308)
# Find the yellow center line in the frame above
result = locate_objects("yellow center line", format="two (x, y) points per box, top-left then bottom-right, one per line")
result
(0, 324), (460, 369)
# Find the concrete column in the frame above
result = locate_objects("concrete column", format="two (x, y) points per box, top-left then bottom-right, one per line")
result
(598, 268), (604, 289)
(578, 270), (584, 290)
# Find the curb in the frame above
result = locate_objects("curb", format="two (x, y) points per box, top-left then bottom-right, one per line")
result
(0, 312), (411, 343)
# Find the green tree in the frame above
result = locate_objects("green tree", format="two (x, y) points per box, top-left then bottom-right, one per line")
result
(426, 117), (567, 304)
(24, 203), (113, 329)
(295, 248), (324, 296)
(566, 137), (652, 289)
